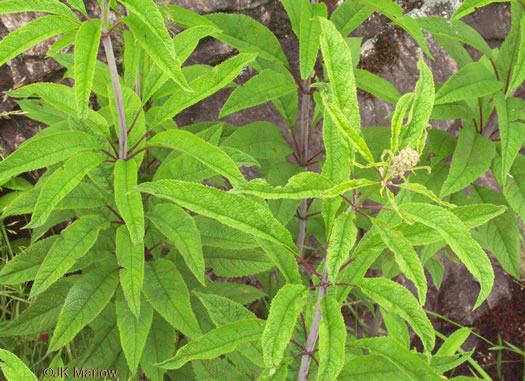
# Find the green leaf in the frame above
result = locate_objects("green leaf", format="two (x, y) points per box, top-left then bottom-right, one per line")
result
(452, 0), (510, 20)
(507, 15), (525, 93)
(220, 70), (297, 118)
(48, 266), (119, 352)
(148, 203), (205, 285)
(326, 212), (357, 284)
(0, 15), (78, 67)
(440, 126), (495, 197)
(30, 215), (108, 297)
(0, 131), (98, 184)
(317, 295), (345, 381)
(0, 278), (74, 337)
(124, 13), (190, 91)
(136, 180), (298, 253)
(197, 282), (266, 305)
(330, 1), (374, 37)
(116, 226), (144, 318)
(358, 278), (435, 351)
(471, 185), (521, 279)
(204, 247), (273, 278)
(400, 203), (494, 309)
(142, 259), (201, 339)
(501, 154), (525, 221)
(115, 290), (153, 374)
(399, 56), (435, 151)
(340, 354), (406, 380)
(66, 0), (87, 17)
(149, 130), (245, 186)
(352, 337), (442, 380)
(0, 0), (77, 18)
(435, 61), (504, 105)
(140, 312), (176, 381)
(235, 172), (375, 200)
(436, 327), (472, 356)
(299, 1), (327, 79)
(0, 349), (37, 381)
(494, 91), (525, 184)
(195, 292), (256, 326)
(256, 239), (302, 284)
(114, 159), (144, 245)
(206, 13), (289, 66)
(151, 53), (257, 127)
(390, 93), (415, 153)
(373, 219), (427, 305)
(280, 0), (301, 37)
(174, 25), (220, 64)
(194, 216), (257, 250)
(158, 319), (265, 369)
(0, 236), (58, 285)
(74, 20), (102, 119)
(28, 152), (105, 228)
(355, 69), (401, 104)
(262, 284), (309, 368)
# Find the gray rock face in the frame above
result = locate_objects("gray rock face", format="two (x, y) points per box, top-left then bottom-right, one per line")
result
(169, 0), (271, 14)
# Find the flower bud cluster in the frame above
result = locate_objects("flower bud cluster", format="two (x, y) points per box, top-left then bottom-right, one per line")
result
(387, 148), (420, 178)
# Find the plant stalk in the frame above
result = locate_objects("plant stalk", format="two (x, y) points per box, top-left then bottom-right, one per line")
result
(101, 0), (128, 160)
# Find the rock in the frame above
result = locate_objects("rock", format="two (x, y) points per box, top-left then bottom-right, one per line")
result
(168, 0), (271, 14)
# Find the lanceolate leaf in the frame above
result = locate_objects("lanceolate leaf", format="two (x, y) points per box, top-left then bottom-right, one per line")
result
(355, 69), (401, 105)
(115, 290), (153, 374)
(256, 238), (302, 284)
(114, 159), (144, 245)
(501, 154), (525, 221)
(142, 259), (201, 339)
(400, 203), (494, 309)
(174, 25), (220, 64)
(340, 354), (406, 380)
(194, 216), (257, 250)
(317, 295), (345, 381)
(0, 15), (78, 67)
(262, 284), (309, 368)
(66, 0), (87, 17)
(299, 1), (327, 80)
(136, 180), (298, 253)
(390, 93), (415, 153)
(326, 212), (357, 284)
(148, 203), (205, 285)
(204, 247), (274, 278)
(149, 130), (245, 186)
(124, 13), (190, 91)
(330, 1), (374, 37)
(440, 125), (495, 197)
(140, 312), (175, 381)
(158, 319), (265, 369)
(452, 0), (510, 20)
(116, 226), (144, 318)
(373, 219), (427, 305)
(30, 215), (108, 297)
(0, 0), (77, 18)
(0, 349), (37, 381)
(28, 152), (106, 228)
(358, 278), (435, 351)
(220, 70), (298, 118)
(48, 266), (119, 352)
(74, 20), (102, 119)
(507, 15), (525, 93)
(151, 53), (257, 127)
(0, 131), (98, 183)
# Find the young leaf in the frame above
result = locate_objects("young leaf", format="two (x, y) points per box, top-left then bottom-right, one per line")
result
(299, 1), (327, 80)
(435, 61), (503, 104)
(142, 259), (202, 339)
(262, 284), (309, 368)
(390, 93), (415, 153)
(140, 312), (176, 381)
(220, 70), (298, 118)
(440, 125), (495, 197)
(158, 319), (265, 369)
(0, 349), (37, 381)
(114, 159), (144, 245)
(136, 180), (298, 253)
(151, 53), (257, 127)
(400, 203), (494, 310)
(48, 266), (119, 353)
(0, 131), (98, 184)
(0, 15), (78, 67)
(358, 277), (435, 351)
(0, 0), (76, 18)
(30, 215), (108, 297)
(373, 219), (427, 305)
(28, 152), (105, 228)
(317, 295), (345, 381)
(147, 203), (205, 285)
(74, 20), (102, 119)
(206, 13), (289, 66)
(116, 226), (144, 318)
(326, 212), (357, 284)
(115, 290), (153, 375)
(436, 327), (472, 356)
(256, 238), (302, 284)
(399, 56), (434, 151)
(124, 13), (190, 91)
(148, 130), (245, 186)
